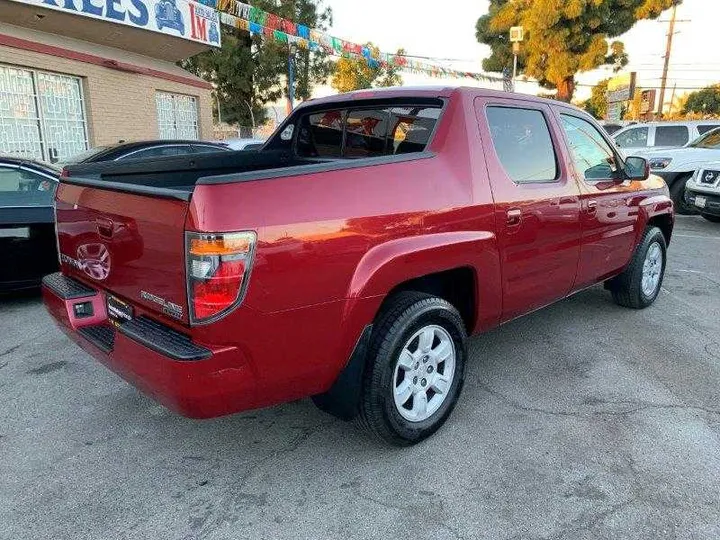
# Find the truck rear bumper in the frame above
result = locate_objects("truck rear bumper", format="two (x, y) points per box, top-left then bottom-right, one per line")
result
(42, 273), (258, 418)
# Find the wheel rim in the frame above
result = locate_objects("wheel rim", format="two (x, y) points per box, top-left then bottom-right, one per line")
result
(392, 324), (456, 423)
(641, 241), (663, 297)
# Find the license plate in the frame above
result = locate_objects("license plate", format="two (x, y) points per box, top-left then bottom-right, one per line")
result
(107, 295), (133, 327)
(695, 196), (707, 209)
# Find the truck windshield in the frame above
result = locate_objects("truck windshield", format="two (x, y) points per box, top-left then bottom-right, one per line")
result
(686, 128), (720, 149)
(296, 105), (442, 159)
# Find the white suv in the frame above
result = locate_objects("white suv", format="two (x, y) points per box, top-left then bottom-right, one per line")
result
(613, 120), (720, 154)
(624, 127), (720, 214)
(686, 163), (720, 223)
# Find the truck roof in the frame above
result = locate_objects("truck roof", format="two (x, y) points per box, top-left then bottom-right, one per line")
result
(303, 85), (584, 112)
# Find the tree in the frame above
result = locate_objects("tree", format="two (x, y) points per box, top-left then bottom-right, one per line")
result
(683, 84), (720, 116)
(181, 0), (333, 130)
(476, 0), (681, 102)
(582, 79), (610, 119)
(331, 44), (403, 93)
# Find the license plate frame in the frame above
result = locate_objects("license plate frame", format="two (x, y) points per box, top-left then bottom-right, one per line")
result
(107, 294), (133, 327)
(695, 196), (707, 209)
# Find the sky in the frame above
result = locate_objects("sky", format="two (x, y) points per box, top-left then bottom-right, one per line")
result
(312, 0), (720, 107)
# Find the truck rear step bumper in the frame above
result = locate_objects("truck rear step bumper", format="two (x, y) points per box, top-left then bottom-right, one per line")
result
(42, 272), (257, 418)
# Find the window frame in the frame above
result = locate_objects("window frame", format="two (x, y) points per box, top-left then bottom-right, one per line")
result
(557, 111), (627, 185)
(484, 103), (562, 185)
(0, 64), (89, 163)
(155, 91), (200, 140)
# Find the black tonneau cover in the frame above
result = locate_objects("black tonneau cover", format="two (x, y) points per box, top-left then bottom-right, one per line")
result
(63, 149), (300, 188)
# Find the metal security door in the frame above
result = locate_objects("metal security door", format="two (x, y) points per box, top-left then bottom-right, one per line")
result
(156, 92), (199, 140)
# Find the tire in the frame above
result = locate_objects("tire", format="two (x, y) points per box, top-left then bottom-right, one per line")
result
(357, 292), (467, 446)
(608, 226), (667, 309)
(701, 214), (720, 223)
(669, 174), (696, 215)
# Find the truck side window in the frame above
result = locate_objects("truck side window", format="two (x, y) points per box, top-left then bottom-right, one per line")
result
(486, 106), (558, 183)
(297, 110), (344, 158)
(344, 109), (391, 158)
(560, 114), (618, 182)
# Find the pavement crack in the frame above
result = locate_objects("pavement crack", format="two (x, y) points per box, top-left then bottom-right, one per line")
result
(475, 380), (720, 418)
(0, 345), (19, 357)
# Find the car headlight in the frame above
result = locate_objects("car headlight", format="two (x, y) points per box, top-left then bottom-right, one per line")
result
(649, 158), (672, 170)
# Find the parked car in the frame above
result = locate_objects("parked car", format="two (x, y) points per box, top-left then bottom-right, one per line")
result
(630, 127), (720, 214)
(59, 140), (231, 165)
(613, 120), (720, 154)
(218, 138), (266, 151)
(0, 156), (59, 292)
(685, 160), (720, 222)
(43, 87), (674, 446)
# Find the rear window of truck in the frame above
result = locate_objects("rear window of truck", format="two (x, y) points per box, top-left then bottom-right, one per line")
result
(296, 105), (441, 159)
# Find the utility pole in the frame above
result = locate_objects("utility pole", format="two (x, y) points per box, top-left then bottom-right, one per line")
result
(287, 48), (295, 114)
(657, 5), (677, 117)
(286, 0), (296, 114)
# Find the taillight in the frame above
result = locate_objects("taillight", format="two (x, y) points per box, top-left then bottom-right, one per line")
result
(185, 231), (256, 324)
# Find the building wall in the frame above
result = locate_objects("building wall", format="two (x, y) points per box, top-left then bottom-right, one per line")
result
(0, 34), (213, 145)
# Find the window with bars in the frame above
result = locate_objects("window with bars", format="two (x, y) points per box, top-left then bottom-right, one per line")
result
(0, 65), (89, 162)
(155, 92), (199, 140)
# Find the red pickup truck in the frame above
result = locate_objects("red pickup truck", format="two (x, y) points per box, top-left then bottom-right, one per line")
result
(43, 87), (674, 445)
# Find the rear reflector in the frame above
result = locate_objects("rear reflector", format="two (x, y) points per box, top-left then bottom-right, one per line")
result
(185, 231), (256, 324)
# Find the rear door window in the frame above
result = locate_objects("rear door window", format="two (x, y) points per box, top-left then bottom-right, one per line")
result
(614, 127), (649, 148)
(654, 125), (689, 147)
(296, 104), (441, 159)
(486, 106), (558, 183)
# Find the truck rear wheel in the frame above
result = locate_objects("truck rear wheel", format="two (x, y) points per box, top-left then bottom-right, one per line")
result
(357, 292), (467, 446)
(608, 226), (667, 309)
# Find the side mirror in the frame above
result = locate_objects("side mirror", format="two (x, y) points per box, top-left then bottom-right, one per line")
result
(624, 156), (650, 181)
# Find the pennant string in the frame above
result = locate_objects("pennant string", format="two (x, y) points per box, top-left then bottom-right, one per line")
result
(218, 1), (504, 84)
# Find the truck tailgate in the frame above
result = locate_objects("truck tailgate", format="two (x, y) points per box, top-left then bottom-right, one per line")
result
(55, 182), (191, 324)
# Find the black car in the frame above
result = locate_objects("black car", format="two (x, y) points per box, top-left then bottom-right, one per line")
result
(59, 140), (231, 165)
(0, 156), (60, 292)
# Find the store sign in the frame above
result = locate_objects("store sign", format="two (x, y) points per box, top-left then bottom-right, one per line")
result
(607, 72), (636, 104)
(11, 0), (221, 47)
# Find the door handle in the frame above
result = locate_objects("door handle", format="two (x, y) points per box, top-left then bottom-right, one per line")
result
(586, 200), (598, 214)
(506, 208), (522, 226)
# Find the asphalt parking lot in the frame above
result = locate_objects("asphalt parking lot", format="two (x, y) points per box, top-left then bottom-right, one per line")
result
(1, 215), (719, 540)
